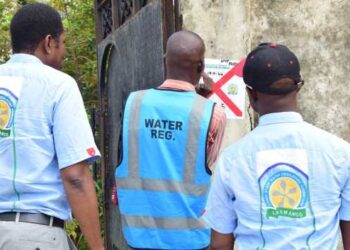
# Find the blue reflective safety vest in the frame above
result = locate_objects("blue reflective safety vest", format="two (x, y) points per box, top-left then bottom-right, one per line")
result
(116, 88), (215, 249)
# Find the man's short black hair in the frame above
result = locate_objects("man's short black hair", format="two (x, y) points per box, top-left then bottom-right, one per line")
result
(10, 3), (64, 53)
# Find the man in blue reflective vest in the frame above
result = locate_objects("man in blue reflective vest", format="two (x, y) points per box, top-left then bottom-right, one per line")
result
(115, 31), (226, 249)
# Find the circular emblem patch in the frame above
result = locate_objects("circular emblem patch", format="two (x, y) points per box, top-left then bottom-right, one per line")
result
(0, 96), (15, 129)
(263, 170), (308, 219)
(269, 177), (301, 209)
(264, 171), (307, 209)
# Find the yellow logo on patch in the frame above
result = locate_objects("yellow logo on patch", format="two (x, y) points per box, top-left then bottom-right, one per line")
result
(0, 99), (11, 129)
(263, 170), (307, 219)
(270, 177), (301, 209)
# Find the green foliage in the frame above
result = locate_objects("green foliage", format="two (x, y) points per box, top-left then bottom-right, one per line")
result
(65, 171), (104, 250)
(0, 0), (98, 108)
(0, 0), (37, 64)
(0, 1), (102, 249)
(51, 0), (98, 109)
(0, 0), (16, 63)
(51, 1), (101, 249)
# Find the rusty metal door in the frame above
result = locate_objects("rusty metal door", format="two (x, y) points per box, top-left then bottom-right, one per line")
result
(94, 0), (181, 249)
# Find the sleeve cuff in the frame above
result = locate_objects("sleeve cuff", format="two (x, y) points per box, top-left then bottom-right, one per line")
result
(202, 211), (235, 234)
(340, 207), (350, 221)
(59, 148), (101, 169)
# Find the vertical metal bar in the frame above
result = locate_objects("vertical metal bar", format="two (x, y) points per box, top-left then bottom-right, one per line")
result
(174, 0), (182, 31)
(133, 0), (142, 14)
(112, 0), (120, 29)
(162, 0), (175, 79)
(91, 107), (98, 180)
(98, 44), (112, 250)
(162, 0), (175, 43)
(94, 0), (103, 43)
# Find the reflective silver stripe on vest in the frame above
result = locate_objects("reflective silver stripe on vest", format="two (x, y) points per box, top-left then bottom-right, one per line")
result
(128, 90), (147, 178)
(183, 96), (208, 183)
(117, 178), (208, 196)
(122, 215), (207, 230)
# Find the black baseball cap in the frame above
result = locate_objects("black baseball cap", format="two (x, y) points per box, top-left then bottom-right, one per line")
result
(243, 43), (303, 95)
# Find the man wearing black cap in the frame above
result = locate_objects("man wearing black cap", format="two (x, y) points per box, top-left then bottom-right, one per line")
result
(203, 43), (350, 250)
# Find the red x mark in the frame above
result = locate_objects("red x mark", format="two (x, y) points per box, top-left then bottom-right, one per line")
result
(208, 58), (246, 117)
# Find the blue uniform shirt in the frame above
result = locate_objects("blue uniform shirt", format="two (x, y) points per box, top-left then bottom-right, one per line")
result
(0, 54), (100, 220)
(204, 112), (350, 250)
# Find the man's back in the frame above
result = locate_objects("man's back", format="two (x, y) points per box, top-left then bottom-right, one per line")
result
(116, 88), (214, 249)
(115, 30), (227, 250)
(205, 112), (350, 249)
(0, 54), (97, 220)
(0, 3), (104, 249)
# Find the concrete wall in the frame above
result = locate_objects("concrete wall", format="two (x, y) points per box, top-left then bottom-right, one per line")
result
(180, 0), (252, 151)
(180, 0), (350, 146)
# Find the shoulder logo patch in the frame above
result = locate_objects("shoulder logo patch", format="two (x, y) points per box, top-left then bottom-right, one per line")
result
(257, 149), (310, 220)
(0, 96), (15, 137)
(0, 77), (23, 138)
(263, 166), (308, 219)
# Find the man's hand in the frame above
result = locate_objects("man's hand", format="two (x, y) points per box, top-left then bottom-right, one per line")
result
(196, 72), (214, 98)
(61, 161), (104, 250)
(341, 220), (350, 250)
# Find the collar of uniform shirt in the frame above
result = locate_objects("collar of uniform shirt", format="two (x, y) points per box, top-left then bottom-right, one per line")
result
(8, 53), (43, 65)
(259, 112), (303, 126)
(158, 79), (196, 91)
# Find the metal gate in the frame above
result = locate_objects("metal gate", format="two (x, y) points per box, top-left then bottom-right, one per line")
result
(94, 0), (181, 248)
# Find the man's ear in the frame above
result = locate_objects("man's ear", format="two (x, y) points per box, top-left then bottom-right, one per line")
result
(246, 87), (258, 101)
(43, 35), (54, 55)
(197, 59), (204, 73)
(246, 87), (259, 112)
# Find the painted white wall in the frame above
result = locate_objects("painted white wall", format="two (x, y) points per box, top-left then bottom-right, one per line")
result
(180, 0), (253, 154)
(181, 0), (350, 151)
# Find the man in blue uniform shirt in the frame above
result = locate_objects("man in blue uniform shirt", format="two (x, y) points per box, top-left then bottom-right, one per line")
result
(204, 43), (350, 250)
(0, 3), (103, 250)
